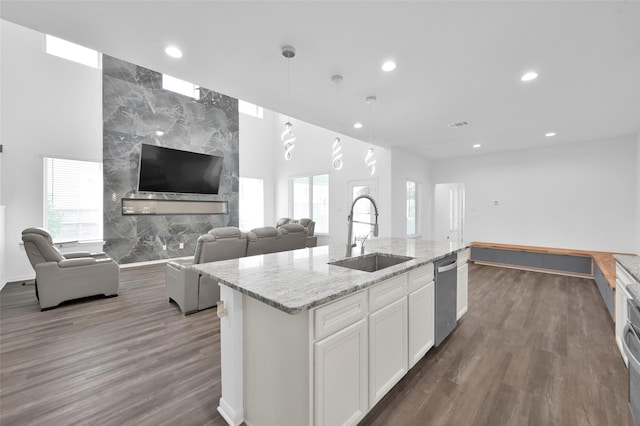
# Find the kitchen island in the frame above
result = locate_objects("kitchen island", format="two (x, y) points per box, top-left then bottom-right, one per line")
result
(193, 238), (469, 426)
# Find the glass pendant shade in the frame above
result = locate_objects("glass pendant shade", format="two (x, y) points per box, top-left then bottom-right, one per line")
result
(365, 148), (376, 175)
(332, 137), (343, 170)
(282, 121), (296, 160)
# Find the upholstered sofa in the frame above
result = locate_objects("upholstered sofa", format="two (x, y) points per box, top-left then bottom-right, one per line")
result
(276, 217), (317, 247)
(166, 224), (308, 315)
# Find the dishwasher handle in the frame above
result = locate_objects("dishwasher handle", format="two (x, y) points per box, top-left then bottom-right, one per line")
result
(623, 324), (640, 370)
(437, 260), (458, 273)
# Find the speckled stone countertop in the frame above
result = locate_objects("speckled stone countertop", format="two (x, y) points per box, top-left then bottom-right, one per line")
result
(192, 238), (469, 315)
(614, 254), (640, 302)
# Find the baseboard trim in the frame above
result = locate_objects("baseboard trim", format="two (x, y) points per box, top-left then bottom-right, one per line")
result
(471, 260), (593, 280)
(119, 256), (192, 269)
(1, 274), (35, 292)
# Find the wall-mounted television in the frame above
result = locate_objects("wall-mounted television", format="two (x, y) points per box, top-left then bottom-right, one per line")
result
(138, 144), (224, 195)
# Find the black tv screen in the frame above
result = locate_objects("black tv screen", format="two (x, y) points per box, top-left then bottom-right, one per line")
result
(138, 144), (223, 194)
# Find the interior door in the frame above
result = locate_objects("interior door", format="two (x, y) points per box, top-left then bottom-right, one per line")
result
(434, 183), (465, 244)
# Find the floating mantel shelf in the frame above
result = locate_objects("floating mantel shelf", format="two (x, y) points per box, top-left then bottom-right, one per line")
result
(121, 198), (228, 216)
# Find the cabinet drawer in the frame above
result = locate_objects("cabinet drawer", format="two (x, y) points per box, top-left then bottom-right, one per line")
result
(408, 263), (434, 293)
(369, 275), (408, 312)
(457, 248), (470, 264)
(314, 291), (368, 341)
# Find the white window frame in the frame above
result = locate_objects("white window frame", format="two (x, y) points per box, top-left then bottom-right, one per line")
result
(288, 173), (329, 235)
(347, 178), (378, 241)
(162, 74), (200, 99)
(44, 34), (101, 69)
(406, 179), (420, 237)
(43, 156), (103, 243)
(238, 100), (264, 119)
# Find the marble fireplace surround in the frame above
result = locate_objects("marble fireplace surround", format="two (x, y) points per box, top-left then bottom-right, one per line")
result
(102, 55), (239, 264)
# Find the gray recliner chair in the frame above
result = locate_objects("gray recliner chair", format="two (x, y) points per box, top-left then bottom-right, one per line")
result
(166, 227), (247, 315)
(246, 226), (285, 256)
(276, 217), (317, 247)
(279, 223), (309, 251)
(298, 218), (317, 247)
(21, 227), (120, 310)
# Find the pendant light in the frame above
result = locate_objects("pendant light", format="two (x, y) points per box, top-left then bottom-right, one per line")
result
(281, 45), (296, 160)
(365, 95), (377, 175)
(331, 74), (344, 170)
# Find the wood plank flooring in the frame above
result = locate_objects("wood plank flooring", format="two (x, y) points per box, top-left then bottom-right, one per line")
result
(1, 263), (633, 425)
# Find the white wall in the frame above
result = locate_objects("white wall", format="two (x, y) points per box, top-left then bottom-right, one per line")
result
(269, 114), (392, 247)
(239, 109), (278, 228)
(637, 132), (640, 254)
(432, 136), (638, 252)
(1, 21), (103, 283)
(390, 147), (433, 239)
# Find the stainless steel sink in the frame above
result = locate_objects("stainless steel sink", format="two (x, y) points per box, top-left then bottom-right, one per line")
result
(329, 252), (414, 273)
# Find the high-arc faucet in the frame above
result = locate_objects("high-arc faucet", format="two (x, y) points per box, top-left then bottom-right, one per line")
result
(346, 194), (379, 257)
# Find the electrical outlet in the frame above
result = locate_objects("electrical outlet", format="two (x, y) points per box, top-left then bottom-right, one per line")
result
(162, 244), (167, 251)
(179, 243), (184, 249)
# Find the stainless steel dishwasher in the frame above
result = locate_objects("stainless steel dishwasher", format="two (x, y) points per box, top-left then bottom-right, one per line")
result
(435, 254), (458, 346)
(624, 297), (640, 426)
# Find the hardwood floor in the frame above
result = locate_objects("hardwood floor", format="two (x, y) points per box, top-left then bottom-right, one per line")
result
(360, 264), (633, 426)
(1, 263), (633, 425)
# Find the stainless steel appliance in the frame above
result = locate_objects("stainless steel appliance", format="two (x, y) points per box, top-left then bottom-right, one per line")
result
(435, 254), (457, 347)
(624, 297), (640, 426)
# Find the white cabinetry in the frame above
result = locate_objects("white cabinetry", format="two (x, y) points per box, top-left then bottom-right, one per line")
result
(314, 318), (368, 426)
(369, 296), (408, 405)
(408, 283), (435, 368)
(616, 262), (636, 365)
(408, 264), (435, 368)
(457, 248), (470, 319)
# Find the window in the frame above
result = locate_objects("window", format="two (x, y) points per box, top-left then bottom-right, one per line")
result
(290, 174), (329, 234)
(162, 74), (200, 99)
(238, 100), (264, 119)
(45, 34), (101, 69)
(349, 179), (377, 240)
(44, 157), (103, 242)
(239, 177), (264, 230)
(407, 180), (418, 236)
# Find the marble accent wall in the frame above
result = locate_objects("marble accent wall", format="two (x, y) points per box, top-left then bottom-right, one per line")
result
(103, 55), (239, 264)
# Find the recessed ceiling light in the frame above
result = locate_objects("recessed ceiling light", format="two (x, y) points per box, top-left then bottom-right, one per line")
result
(382, 61), (396, 72)
(164, 45), (183, 58)
(521, 71), (538, 82)
(155, 130), (165, 136)
(354, 122), (363, 129)
(473, 144), (482, 148)
(545, 132), (556, 137)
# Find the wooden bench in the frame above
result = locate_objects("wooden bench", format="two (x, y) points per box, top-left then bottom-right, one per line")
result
(470, 242), (633, 320)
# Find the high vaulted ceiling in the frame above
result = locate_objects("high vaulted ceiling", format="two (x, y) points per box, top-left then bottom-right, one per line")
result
(2, 1), (639, 159)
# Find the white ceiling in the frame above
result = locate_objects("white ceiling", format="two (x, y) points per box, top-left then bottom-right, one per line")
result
(2, 1), (639, 160)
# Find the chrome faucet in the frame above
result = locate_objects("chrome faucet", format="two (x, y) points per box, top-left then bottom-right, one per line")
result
(346, 195), (379, 257)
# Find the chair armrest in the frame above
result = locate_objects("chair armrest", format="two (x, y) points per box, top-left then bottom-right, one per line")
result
(63, 251), (93, 259)
(58, 258), (97, 268)
(168, 258), (195, 271)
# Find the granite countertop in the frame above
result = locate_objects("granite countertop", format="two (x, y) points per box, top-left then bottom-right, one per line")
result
(614, 254), (640, 302)
(192, 237), (469, 315)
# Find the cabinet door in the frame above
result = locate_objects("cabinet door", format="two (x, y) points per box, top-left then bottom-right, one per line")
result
(314, 318), (368, 426)
(615, 280), (629, 366)
(457, 263), (469, 320)
(369, 297), (408, 406)
(408, 282), (434, 368)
